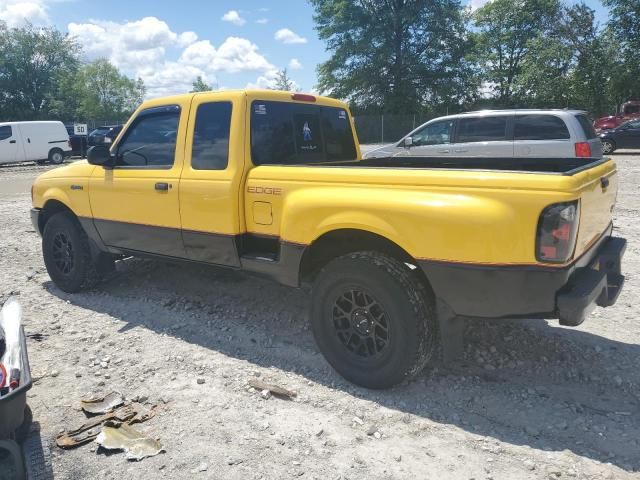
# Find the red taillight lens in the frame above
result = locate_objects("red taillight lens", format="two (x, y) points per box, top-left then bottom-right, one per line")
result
(291, 93), (316, 102)
(575, 142), (591, 158)
(536, 201), (580, 263)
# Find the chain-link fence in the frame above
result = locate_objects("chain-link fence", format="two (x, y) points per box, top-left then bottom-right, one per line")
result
(353, 114), (437, 144)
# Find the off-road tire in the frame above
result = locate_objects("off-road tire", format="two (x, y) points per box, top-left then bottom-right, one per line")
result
(47, 148), (64, 165)
(311, 251), (437, 389)
(601, 139), (616, 155)
(42, 212), (101, 293)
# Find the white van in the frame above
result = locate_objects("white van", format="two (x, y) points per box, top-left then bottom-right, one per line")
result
(0, 121), (72, 165)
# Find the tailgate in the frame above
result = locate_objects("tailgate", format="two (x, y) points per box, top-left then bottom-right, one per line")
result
(574, 160), (618, 257)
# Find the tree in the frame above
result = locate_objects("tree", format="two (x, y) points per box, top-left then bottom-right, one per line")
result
(473, 0), (560, 105)
(310, 0), (475, 113)
(603, 0), (640, 107)
(0, 22), (80, 119)
(513, 3), (612, 114)
(271, 69), (297, 91)
(191, 76), (212, 92)
(76, 59), (145, 120)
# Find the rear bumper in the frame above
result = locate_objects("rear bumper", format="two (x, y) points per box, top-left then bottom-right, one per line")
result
(556, 237), (625, 326)
(419, 231), (626, 323)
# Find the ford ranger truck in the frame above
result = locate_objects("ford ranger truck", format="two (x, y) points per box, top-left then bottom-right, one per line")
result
(30, 90), (626, 389)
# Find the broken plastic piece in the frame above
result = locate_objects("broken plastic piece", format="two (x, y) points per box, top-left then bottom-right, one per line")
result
(248, 379), (297, 399)
(81, 392), (125, 415)
(96, 421), (164, 461)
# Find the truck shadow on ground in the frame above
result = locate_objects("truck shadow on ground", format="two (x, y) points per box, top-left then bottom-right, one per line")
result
(45, 258), (640, 473)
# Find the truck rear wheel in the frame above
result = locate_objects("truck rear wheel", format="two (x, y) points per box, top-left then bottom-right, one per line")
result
(310, 252), (437, 389)
(42, 212), (101, 293)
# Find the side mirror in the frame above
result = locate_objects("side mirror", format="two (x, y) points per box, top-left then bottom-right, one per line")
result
(403, 136), (413, 147)
(87, 145), (114, 168)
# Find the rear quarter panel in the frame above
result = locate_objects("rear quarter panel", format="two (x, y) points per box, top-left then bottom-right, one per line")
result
(245, 165), (603, 266)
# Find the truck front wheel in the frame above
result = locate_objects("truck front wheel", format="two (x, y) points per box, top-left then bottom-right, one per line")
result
(42, 212), (103, 293)
(310, 252), (437, 389)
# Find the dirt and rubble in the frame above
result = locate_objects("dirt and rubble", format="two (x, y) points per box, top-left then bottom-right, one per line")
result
(0, 153), (639, 479)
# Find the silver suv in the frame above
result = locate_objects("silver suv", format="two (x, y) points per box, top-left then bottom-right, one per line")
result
(364, 110), (602, 159)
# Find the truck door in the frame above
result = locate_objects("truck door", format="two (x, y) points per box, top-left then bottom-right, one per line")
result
(0, 125), (21, 164)
(179, 93), (243, 266)
(89, 104), (187, 257)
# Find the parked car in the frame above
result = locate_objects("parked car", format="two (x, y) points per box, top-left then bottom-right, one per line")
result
(0, 121), (71, 165)
(364, 110), (602, 160)
(599, 119), (640, 154)
(88, 125), (123, 147)
(593, 100), (640, 131)
(31, 90), (625, 389)
(64, 124), (89, 157)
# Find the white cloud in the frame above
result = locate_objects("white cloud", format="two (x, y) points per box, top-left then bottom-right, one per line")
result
(0, 0), (49, 27)
(468, 0), (490, 10)
(256, 18), (269, 25)
(274, 28), (307, 45)
(68, 17), (277, 98)
(221, 10), (245, 26)
(288, 58), (303, 70)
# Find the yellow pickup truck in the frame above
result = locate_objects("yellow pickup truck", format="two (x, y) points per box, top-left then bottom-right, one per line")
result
(31, 90), (626, 388)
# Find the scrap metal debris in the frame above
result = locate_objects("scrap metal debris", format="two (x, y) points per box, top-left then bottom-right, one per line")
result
(248, 379), (297, 400)
(56, 402), (157, 449)
(81, 391), (124, 414)
(96, 421), (164, 461)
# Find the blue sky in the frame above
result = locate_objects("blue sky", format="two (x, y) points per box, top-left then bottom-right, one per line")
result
(0, 0), (610, 98)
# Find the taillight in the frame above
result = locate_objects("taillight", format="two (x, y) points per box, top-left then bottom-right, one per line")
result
(575, 142), (591, 158)
(536, 201), (580, 263)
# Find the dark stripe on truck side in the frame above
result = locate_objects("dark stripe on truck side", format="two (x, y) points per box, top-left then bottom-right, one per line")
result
(48, 140), (68, 144)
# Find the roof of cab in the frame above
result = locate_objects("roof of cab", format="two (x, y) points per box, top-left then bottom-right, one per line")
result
(138, 89), (347, 110)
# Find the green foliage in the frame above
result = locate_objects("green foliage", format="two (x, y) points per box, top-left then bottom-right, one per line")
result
(311, 0), (477, 114)
(191, 76), (212, 92)
(0, 22), (144, 122)
(76, 59), (145, 119)
(0, 22), (80, 120)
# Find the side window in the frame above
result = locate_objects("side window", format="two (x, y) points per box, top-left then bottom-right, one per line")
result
(576, 115), (597, 139)
(0, 125), (12, 141)
(411, 121), (454, 146)
(250, 101), (357, 165)
(624, 105), (640, 115)
(192, 102), (232, 170)
(116, 106), (180, 168)
(456, 116), (508, 143)
(514, 115), (570, 140)
(627, 120), (640, 129)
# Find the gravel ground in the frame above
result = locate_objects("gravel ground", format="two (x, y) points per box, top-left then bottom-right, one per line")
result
(0, 153), (639, 480)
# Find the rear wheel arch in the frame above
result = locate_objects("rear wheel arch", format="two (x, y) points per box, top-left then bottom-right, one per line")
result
(299, 228), (433, 292)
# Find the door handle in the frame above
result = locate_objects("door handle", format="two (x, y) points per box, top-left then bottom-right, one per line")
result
(27, 138), (31, 143)
(155, 182), (170, 191)
(9, 140), (16, 144)
(600, 177), (610, 189)
(437, 149), (450, 153)
(454, 149), (468, 153)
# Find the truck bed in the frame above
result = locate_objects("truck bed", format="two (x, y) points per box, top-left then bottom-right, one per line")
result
(325, 156), (606, 175)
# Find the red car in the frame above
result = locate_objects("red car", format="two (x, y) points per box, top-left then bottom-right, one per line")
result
(593, 101), (640, 131)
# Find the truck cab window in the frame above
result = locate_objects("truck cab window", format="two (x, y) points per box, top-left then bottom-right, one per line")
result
(192, 102), (232, 170)
(116, 109), (180, 168)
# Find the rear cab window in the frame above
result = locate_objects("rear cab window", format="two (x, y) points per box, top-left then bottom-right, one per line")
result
(251, 101), (356, 165)
(514, 115), (570, 140)
(456, 116), (509, 143)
